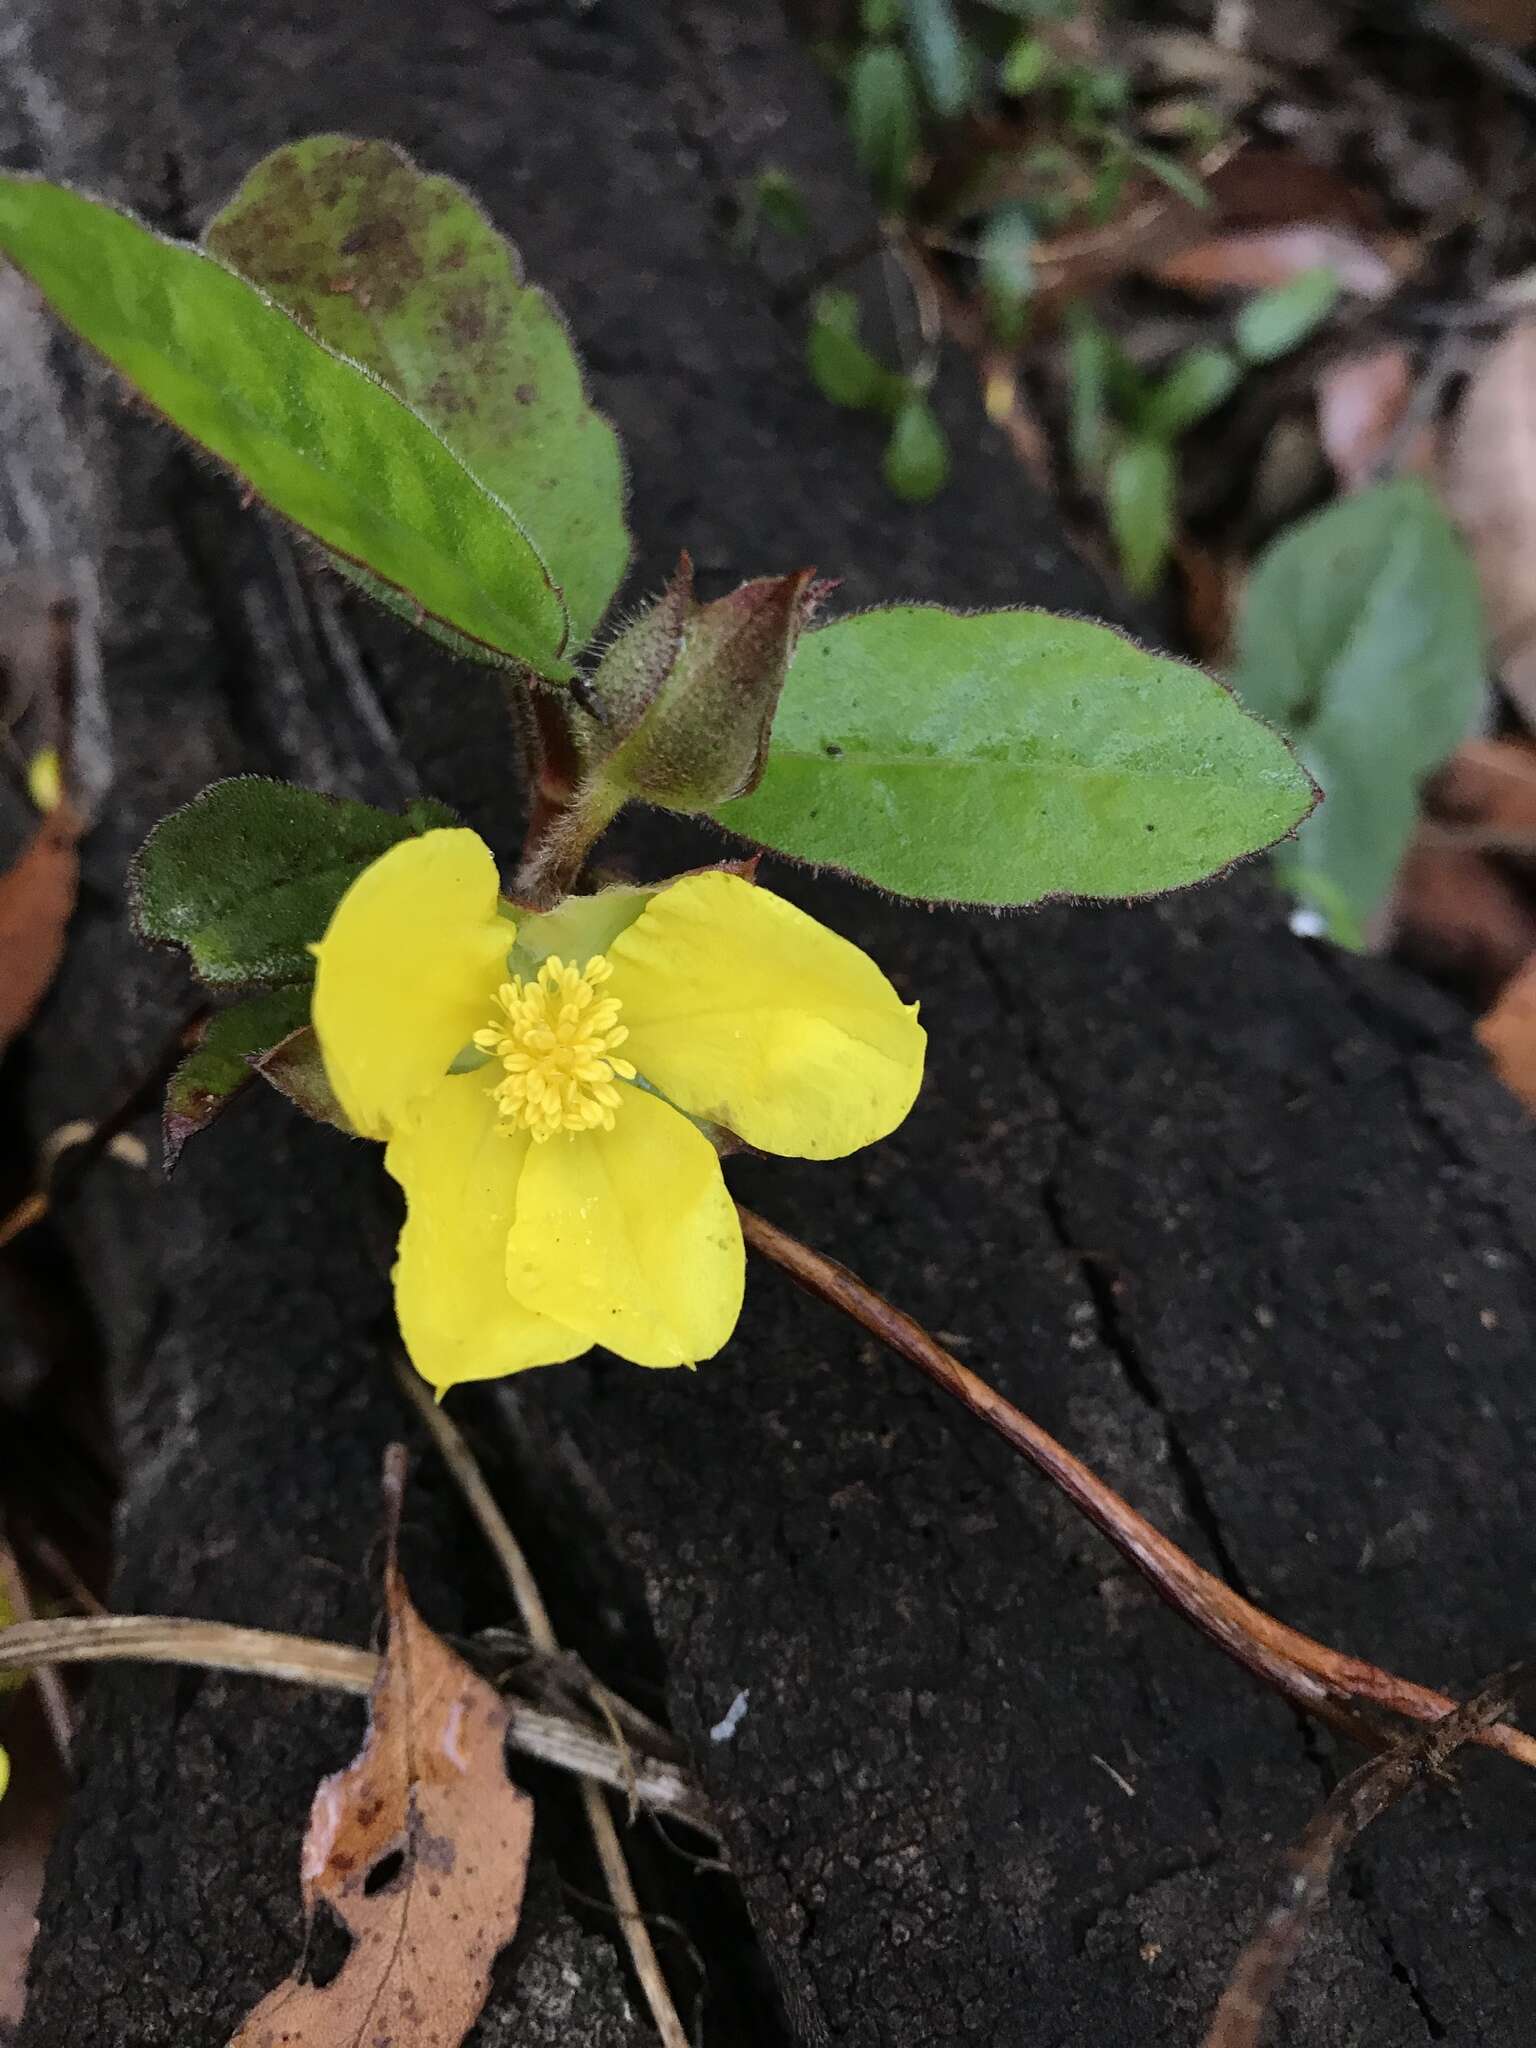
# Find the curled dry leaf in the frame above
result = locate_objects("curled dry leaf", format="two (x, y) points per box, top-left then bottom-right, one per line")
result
(229, 1476), (533, 2048)
(1446, 322), (1536, 729)
(0, 801), (80, 1056)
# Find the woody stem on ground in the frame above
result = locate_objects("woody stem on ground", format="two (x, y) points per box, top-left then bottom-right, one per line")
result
(737, 1205), (1536, 1774)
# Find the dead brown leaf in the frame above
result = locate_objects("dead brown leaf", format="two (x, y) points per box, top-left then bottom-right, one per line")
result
(1156, 223), (1398, 299)
(0, 801), (80, 1056)
(1202, 151), (1382, 235)
(1396, 837), (1536, 1006)
(229, 1460), (533, 2048)
(1479, 950), (1536, 1111)
(1316, 347), (1438, 491)
(1173, 537), (1240, 664)
(1429, 736), (1536, 838)
(0, 1694), (70, 2035)
(1440, 0), (1536, 43)
(1445, 322), (1536, 729)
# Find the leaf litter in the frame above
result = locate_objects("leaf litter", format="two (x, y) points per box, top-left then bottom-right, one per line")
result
(228, 1452), (533, 2048)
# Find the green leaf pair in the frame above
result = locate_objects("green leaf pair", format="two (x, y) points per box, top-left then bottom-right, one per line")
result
(1070, 268), (1339, 598)
(805, 292), (950, 504)
(0, 138), (630, 679)
(4, 138), (1315, 968)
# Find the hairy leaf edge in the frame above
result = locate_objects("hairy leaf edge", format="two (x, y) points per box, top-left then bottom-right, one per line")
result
(710, 601), (1322, 911)
(0, 171), (576, 678)
(205, 133), (636, 652)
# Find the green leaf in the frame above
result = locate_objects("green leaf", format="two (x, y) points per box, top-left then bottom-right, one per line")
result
(883, 394), (950, 501)
(1129, 145), (1209, 212)
(1068, 311), (1146, 461)
(164, 986), (311, 1169)
(1107, 436), (1177, 594)
(1234, 267), (1339, 364)
(862, 0), (902, 31)
(751, 167), (812, 241)
(1067, 312), (1111, 478)
(204, 136), (628, 656)
(134, 777), (458, 986)
(1001, 33), (1051, 95)
(1087, 148), (1132, 224)
(1285, 867), (1367, 952)
(714, 607), (1316, 906)
(1232, 478), (1485, 925)
(848, 45), (922, 206)
(0, 174), (574, 679)
(1140, 346), (1240, 438)
(901, 0), (976, 116)
(977, 205), (1035, 343)
(807, 290), (899, 410)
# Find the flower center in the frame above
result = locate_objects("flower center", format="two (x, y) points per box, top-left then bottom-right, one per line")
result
(473, 953), (637, 1143)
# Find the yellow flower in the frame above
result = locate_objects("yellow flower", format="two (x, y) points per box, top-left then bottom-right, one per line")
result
(311, 830), (925, 1390)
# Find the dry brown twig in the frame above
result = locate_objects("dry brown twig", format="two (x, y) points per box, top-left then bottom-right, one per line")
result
(396, 1366), (694, 2048)
(1203, 1660), (1536, 2048)
(738, 1206), (1536, 1774)
(0, 1005), (206, 1251)
(0, 1612), (715, 1835)
(0, 1536), (73, 1762)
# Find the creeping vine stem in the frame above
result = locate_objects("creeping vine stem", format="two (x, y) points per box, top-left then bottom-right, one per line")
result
(738, 1205), (1536, 1773)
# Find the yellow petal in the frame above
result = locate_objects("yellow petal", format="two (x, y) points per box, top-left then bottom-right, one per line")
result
(386, 1071), (589, 1391)
(312, 829), (510, 1140)
(506, 1088), (743, 1368)
(606, 871), (925, 1160)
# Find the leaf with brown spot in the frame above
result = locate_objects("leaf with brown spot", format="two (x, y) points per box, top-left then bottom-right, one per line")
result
(0, 801), (79, 1056)
(252, 1023), (352, 1137)
(228, 1480), (533, 2048)
(206, 135), (629, 654)
(1445, 321), (1536, 730)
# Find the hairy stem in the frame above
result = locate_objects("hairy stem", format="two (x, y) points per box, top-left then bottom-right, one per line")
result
(511, 779), (624, 910)
(738, 1205), (1536, 1774)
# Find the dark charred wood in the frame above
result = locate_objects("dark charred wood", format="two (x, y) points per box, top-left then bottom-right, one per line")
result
(3, 5), (1534, 2045)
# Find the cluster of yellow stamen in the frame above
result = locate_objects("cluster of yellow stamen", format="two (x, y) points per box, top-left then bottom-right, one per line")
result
(474, 954), (636, 1142)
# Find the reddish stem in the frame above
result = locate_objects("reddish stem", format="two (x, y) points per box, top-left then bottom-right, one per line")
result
(738, 1206), (1536, 1774)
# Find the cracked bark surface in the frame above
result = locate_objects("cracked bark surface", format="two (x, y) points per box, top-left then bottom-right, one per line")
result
(3, 3), (1534, 2045)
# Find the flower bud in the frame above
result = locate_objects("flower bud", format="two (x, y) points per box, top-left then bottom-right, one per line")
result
(583, 554), (825, 811)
